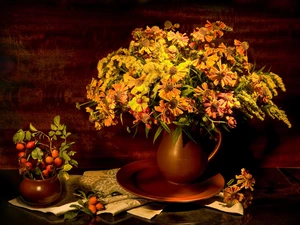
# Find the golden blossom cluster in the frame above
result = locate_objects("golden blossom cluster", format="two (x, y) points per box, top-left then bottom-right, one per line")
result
(78, 20), (291, 140)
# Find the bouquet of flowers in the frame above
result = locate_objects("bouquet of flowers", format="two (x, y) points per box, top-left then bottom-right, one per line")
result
(77, 20), (291, 142)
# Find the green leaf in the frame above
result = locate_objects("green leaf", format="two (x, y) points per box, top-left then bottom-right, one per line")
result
(51, 124), (58, 131)
(226, 178), (235, 187)
(52, 135), (57, 141)
(62, 126), (67, 136)
(173, 117), (190, 126)
(55, 130), (62, 136)
(120, 113), (123, 125)
(182, 129), (197, 143)
(49, 130), (55, 137)
(150, 83), (160, 100)
(172, 127), (182, 145)
(62, 151), (71, 161)
(25, 131), (32, 141)
(64, 210), (79, 220)
(76, 190), (87, 199)
(81, 207), (94, 216)
(181, 85), (194, 96)
(58, 124), (64, 131)
(60, 142), (75, 151)
(77, 199), (86, 206)
(145, 126), (150, 138)
(70, 204), (82, 210)
(29, 123), (38, 132)
(132, 123), (139, 138)
(153, 126), (163, 144)
(31, 147), (44, 160)
(67, 150), (76, 156)
(65, 132), (71, 138)
(257, 65), (266, 73)
(63, 164), (73, 172)
(13, 129), (25, 143)
(33, 167), (42, 176)
(126, 126), (131, 133)
(54, 115), (60, 126)
(160, 121), (170, 133)
(59, 170), (70, 180)
(70, 159), (79, 167)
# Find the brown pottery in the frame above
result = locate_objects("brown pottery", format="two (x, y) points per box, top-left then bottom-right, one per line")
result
(156, 128), (222, 184)
(19, 174), (62, 206)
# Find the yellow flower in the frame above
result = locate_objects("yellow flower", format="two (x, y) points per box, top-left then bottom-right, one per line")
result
(128, 94), (149, 113)
(78, 19), (291, 139)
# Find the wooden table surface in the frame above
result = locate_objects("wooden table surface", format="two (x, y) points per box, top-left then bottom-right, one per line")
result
(1, 167), (299, 225)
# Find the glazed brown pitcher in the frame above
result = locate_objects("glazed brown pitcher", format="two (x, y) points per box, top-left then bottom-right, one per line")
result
(156, 127), (222, 184)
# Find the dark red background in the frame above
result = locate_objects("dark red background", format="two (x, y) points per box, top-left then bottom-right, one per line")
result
(1, 0), (299, 171)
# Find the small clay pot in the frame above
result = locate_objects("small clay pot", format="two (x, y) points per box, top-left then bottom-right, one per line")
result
(19, 174), (62, 206)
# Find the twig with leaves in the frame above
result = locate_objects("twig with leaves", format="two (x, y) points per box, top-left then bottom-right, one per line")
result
(64, 189), (106, 220)
(13, 115), (78, 180)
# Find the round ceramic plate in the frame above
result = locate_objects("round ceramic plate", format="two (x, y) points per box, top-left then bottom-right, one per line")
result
(116, 159), (225, 203)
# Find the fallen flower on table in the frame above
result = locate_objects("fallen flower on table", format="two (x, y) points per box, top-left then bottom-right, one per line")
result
(223, 185), (244, 206)
(223, 168), (255, 208)
(236, 168), (256, 191)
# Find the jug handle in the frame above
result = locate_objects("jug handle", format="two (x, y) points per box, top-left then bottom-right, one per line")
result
(208, 128), (222, 162)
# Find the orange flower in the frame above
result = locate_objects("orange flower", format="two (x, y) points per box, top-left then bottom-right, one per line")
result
(155, 100), (175, 124)
(216, 43), (236, 64)
(206, 61), (238, 87)
(112, 83), (128, 104)
(226, 116), (237, 128)
(234, 39), (249, 56)
(158, 77), (182, 99)
(218, 92), (240, 114)
(236, 168), (256, 191)
(167, 31), (189, 47)
(193, 48), (219, 70)
(204, 98), (223, 119)
(223, 185), (244, 205)
(131, 108), (153, 129)
(191, 27), (208, 42)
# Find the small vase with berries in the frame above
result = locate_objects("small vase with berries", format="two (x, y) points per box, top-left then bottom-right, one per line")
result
(13, 115), (78, 206)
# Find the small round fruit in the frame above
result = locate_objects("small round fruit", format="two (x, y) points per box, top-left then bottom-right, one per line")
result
(45, 156), (54, 165)
(18, 151), (25, 158)
(89, 196), (98, 205)
(26, 141), (35, 149)
(46, 164), (54, 172)
(25, 161), (32, 170)
(42, 169), (49, 177)
(88, 204), (97, 214)
(19, 157), (27, 164)
(51, 149), (59, 158)
(95, 202), (104, 211)
(16, 143), (25, 151)
(54, 157), (63, 168)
